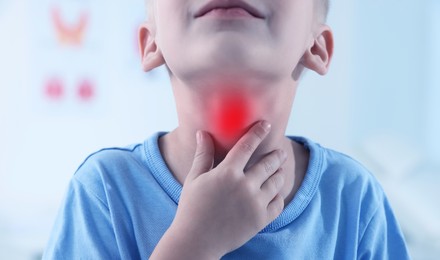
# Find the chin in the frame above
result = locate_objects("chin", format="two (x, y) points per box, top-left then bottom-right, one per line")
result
(182, 62), (278, 87)
(166, 43), (279, 84)
(195, 36), (265, 67)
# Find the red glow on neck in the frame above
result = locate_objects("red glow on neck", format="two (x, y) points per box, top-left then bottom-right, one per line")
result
(211, 91), (251, 142)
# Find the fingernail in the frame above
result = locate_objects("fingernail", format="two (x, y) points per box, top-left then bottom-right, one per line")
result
(196, 131), (202, 145)
(261, 121), (271, 132)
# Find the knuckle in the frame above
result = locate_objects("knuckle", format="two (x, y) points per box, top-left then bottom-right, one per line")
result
(238, 142), (255, 155)
(269, 174), (282, 191)
(230, 168), (243, 180)
(193, 150), (206, 161)
(221, 165), (234, 175)
(263, 160), (274, 174)
(278, 149), (287, 161)
(218, 168), (235, 182)
(277, 172), (285, 184)
(221, 167), (243, 186)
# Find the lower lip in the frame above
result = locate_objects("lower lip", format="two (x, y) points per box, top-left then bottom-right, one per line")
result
(202, 7), (256, 18)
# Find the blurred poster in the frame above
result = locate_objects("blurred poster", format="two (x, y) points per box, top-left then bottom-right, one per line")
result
(1, 1), (172, 258)
(29, 0), (109, 116)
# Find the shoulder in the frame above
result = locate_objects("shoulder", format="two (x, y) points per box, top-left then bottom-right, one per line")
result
(289, 137), (410, 256)
(79, 143), (144, 167)
(321, 146), (384, 201)
(322, 147), (376, 182)
(291, 136), (384, 196)
(294, 136), (387, 222)
(299, 137), (383, 199)
(75, 143), (145, 177)
(71, 142), (148, 200)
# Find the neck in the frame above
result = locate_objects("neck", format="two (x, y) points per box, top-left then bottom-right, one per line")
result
(166, 76), (298, 168)
(159, 76), (308, 206)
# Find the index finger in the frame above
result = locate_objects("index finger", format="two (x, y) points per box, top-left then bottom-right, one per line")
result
(222, 120), (271, 170)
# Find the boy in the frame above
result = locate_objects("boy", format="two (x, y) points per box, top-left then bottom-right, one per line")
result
(44, 0), (410, 259)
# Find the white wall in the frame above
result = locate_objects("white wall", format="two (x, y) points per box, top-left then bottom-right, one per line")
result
(426, 0), (440, 164)
(0, 0), (176, 258)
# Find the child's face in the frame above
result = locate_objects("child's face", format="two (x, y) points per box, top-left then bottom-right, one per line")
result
(147, 0), (319, 84)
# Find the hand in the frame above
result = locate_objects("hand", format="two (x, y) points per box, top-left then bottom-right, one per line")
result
(171, 121), (287, 258)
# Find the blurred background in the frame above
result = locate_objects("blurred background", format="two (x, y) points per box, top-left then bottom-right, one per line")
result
(0, 0), (439, 259)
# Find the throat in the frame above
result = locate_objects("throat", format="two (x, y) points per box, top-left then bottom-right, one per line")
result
(212, 92), (251, 141)
(208, 89), (258, 152)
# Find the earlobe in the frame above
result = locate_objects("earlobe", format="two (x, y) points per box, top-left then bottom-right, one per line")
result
(138, 23), (165, 72)
(301, 26), (334, 76)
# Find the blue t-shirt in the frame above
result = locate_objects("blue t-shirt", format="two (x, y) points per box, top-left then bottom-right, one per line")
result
(43, 133), (410, 259)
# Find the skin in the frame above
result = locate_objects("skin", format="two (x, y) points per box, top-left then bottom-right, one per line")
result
(139, 0), (333, 258)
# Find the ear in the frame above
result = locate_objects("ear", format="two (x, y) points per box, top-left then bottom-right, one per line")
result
(138, 22), (165, 72)
(301, 26), (334, 75)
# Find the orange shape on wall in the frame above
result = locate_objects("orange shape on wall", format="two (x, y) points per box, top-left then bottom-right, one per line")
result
(51, 6), (89, 46)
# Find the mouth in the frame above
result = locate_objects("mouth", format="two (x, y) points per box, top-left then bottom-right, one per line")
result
(194, 0), (265, 19)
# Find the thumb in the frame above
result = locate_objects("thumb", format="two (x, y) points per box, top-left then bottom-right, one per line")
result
(187, 131), (214, 181)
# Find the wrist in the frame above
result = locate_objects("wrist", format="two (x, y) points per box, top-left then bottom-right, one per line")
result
(167, 222), (224, 259)
(151, 222), (223, 260)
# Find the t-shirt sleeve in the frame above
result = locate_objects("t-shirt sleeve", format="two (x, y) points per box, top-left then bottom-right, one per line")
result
(357, 195), (411, 260)
(42, 176), (120, 259)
